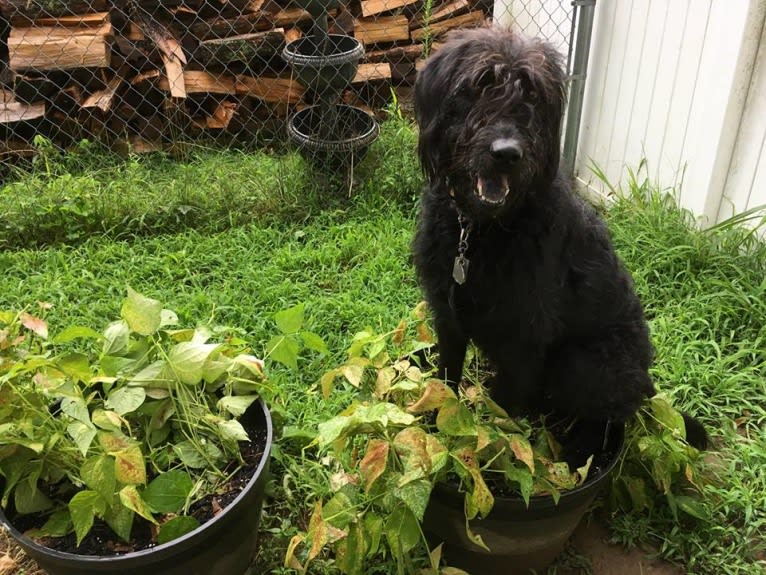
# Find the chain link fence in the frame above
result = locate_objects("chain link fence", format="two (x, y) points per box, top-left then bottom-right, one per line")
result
(0, 0), (584, 167)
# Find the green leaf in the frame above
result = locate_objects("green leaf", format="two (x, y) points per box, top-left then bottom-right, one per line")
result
(274, 303), (304, 334)
(67, 422), (97, 457)
(217, 395), (259, 417)
(105, 386), (146, 416)
(266, 335), (300, 370)
(104, 503), (134, 542)
(336, 519), (365, 575)
(37, 509), (72, 537)
(81, 454), (116, 502)
(119, 485), (158, 525)
(363, 512), (383, 556)
(672, 494), (710, 521)
(127, 360), (172, 388)
(392, 478), (433, 521)
(15, 479), (52, 514)
(121, 287), (163, 336)
(503, 462), (534, 506)
(53, 325), (102, 344)
(61, 397), (91, 424)
(158, 516), (199, 544)
(91, 409), (123, 432)
(142, 470), (194, 514)
(102, 320), (130, 356)
(300, 331), (328, 355)
(69, 490), (106, 545)
(317, 403), (416, 448)
(168, 342), (221, 385)
(385, 505), (421, 558)
(173, 441), (207, 468)
(217, 419), (250, 442)
(436, 398), (477, 436)
(58, 353), (92, 382)
(649, 396), (687, 436)
(322, 491), (355, 529)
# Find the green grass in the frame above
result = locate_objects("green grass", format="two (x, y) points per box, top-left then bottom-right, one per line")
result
(1, 128), (765, 574)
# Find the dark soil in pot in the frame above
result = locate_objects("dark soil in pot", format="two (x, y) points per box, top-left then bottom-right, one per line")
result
(0, 400), (272, 575)
(424, 421), (624, 575)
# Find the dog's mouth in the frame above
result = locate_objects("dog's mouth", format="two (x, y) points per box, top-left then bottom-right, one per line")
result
(476, 175), (510, 206)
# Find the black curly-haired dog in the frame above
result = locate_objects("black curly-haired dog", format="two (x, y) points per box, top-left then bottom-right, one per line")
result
(412, 26), (706, 450)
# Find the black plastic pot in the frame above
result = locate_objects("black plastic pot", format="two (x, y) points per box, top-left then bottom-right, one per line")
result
(423, 423), (624, 574)
(288, 104), (380, 168)
(0, 400), (272, 575)
(282, 35), (365, 105)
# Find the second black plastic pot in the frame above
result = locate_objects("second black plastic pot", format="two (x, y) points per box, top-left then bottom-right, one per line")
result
(423, 423), (624, 574)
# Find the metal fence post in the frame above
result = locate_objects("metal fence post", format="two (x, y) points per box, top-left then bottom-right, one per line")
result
(562, 0), (597, 175)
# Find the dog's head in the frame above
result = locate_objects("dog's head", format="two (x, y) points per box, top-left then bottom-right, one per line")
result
(415, 27), (566, 218)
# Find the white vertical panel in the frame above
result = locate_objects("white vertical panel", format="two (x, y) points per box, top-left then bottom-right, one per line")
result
(641, 0), (688, 184)
(605, 1), (651, 169)
(677, 1), (751, 218)
(719, 6), (766, 220)
(655, 1), (712, 195)
(588, 0), (633, 185)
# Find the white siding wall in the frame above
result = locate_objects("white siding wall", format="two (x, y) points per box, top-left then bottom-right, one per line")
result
(576, 0), (766, 226)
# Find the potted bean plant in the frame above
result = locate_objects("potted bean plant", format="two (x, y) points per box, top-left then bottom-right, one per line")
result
(286, 303), (707, 575)
(0, 290), (322, 575)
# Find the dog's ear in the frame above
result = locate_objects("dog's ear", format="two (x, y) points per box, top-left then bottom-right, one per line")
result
(414, 50), (456, 182)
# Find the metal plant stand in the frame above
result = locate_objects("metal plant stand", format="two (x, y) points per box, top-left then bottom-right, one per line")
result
(283, 0), (380, 169)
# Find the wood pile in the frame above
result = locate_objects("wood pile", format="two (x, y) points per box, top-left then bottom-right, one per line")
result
(0, 0), (489, 154)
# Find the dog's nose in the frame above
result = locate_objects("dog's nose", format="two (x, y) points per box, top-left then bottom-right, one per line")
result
(490, 138), (523, 162)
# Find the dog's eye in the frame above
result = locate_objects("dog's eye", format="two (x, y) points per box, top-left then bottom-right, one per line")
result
(514, 76), (539, 101)
(476, 69), (495, 90)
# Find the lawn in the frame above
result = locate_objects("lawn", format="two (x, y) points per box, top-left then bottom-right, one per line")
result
(0, 121), (764, 574)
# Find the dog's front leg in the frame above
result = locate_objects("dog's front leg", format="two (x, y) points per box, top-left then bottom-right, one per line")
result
(433, 311), (468, 388)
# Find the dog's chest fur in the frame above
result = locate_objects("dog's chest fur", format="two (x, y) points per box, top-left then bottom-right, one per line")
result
(415, 190), (567, 345)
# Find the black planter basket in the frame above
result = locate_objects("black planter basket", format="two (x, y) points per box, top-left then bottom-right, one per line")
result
(0, 400), (273, 575)
(424, 422), (625, 574)
(288, 104), (380, 169)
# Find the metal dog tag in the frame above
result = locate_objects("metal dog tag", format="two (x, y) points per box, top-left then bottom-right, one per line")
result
(452, 256), (469, 285)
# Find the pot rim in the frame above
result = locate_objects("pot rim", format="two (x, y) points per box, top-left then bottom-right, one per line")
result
(0, 399), (273, 564)
(288, 105), (380, 150)
(282, 35), (365, 69)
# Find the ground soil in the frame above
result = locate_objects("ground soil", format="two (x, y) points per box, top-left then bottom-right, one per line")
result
(564, 519), (683, 575)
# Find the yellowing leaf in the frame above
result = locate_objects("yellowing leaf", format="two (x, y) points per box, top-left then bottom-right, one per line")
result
(20, 312), (48, 338)
(114, 445), (147, 485)
(509, 434), (535, 473)
(119, 485), (158, 525)
(360, 439), (389, 492)
(408, 380), (456, 413)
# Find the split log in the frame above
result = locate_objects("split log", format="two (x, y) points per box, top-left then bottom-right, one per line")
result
(234, 74), (304, 104)
(13, 73), (59, 104)
(193, 100), (238, 129)
(410, 10), (484, 42)
(188, 11), (275, 41)
(365, 43), (424, 62)
(0, 99), (45, 123)
(354, 15), (410, 45)
(158, 70), (236, 95)
(8, 21), (112, 71)
(361, 0), (419, 18)
(81, 64), (128, 113)
(271, 8), (311, 28)
(192, 29), (285, 67)
(352, 62), (391, 84)
(1, 0), (109, 25)
(410, 0), (470, 28)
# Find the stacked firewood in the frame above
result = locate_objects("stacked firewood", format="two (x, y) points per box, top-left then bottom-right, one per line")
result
(0, 0), (489, 154)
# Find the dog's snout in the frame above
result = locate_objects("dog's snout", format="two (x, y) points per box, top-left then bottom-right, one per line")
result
(490, 138), (523, 163)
